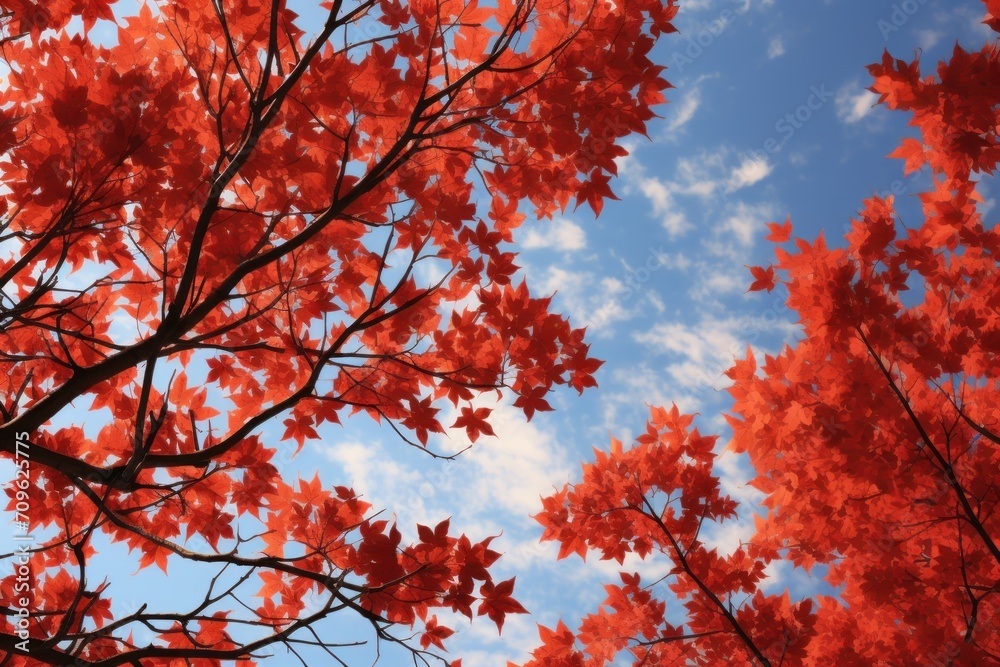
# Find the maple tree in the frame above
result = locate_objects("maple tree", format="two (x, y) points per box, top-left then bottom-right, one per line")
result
(514, 4), (1000, 666)
(0, 0), (677, 663)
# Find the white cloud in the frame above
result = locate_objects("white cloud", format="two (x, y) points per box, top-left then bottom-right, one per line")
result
(666, 88), (701, 134)
(317, 439), (440, 534)
(728, 155), (773, 191)
(613, 138), (641, 179)
(788, 151), (809, 167)
(648, 250), (693, 271)
(914, 28), (942, 49)
(521, 217), (586, 251)
(633, 313), (799, 393)
(673, 150), (728, 198)
(760, 559), (828, 595)
(638, 176), (693, 236)
(440, 398), (574, 520)
(537, 266), (633, 335)
(633, 319), (747, 389)
(689, 267), (746, 300)
(614, 151), (781, 307)
(720, 201), (768, 248)
(767, 36), (785, 59)
(678, 0), (715, 11)
(621, 147), (778, 238)
(601, 363), (706, 433)
(700, 512), (757, 557)
(714, 450), (766, 508)
(617, 148), (733, 239)
(616, 150), (779, 287)
(312, 400), (596, 547)
(835, 83), (879, 124)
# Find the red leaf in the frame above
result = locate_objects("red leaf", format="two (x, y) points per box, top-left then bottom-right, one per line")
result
(887, 137), (926, 175)
(478, 577), (528, 632)
(765, 217), (792, 243)
(745, 265), (776, 292)
(452, 406), (496, 442)
(420, 615), (454, 650)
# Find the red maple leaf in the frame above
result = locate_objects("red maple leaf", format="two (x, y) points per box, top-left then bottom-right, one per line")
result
(745, 265), (777, 292)
(765, 217), (793, 243)
(478, 577), (528, 632)
(452, 406), (496, 442)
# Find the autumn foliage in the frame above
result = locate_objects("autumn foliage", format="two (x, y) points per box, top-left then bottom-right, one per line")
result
(0, 0), (677, 663)
(515, 6), (1000, 667)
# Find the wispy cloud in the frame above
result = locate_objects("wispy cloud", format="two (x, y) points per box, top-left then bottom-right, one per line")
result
(536, 266), (634, 335)
(616, 150), (698, 236)
(767, 36), (785, 58)
(521, 217), (587, 251)
(835, 82), (879, 124)
(637, 176), (693, 237)
(719, 201), (772, 248)
(630, 312), (799, 409)
(633, 317), (750, 385)
(438, 397), (574, 521)
(316, 398), (575, 548)
(914, 28), (942, 49)
(665, 87), (702, 135)
(728, 155), (773, 191)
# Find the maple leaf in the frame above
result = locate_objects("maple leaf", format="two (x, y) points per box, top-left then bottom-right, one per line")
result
(378, 0), (410, 29)
(986, 0), (1000, 30)
(52, 85), (91, 128)
(478, 577), (528, 632)
(417, 518), (452, 550)
(452, 406), (496, 442)
(281, 411), (319, 452)
(403, 396), (444, 445)
(765, 217), (793, 243)
(513, 385), (553, 421)
(420, 615), (455, 650)
(205, 356), (240, 390)
(887, 137), (926, 175)
(745, 265), (777, 292)
(575, 171), (619, 216)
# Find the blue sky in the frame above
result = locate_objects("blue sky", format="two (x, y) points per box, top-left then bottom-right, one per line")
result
(2, 0), (996, 665)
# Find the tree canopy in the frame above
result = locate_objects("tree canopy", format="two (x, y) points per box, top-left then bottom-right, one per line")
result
(4, 0), (1000, 666)
(0, 0), (675, 663)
